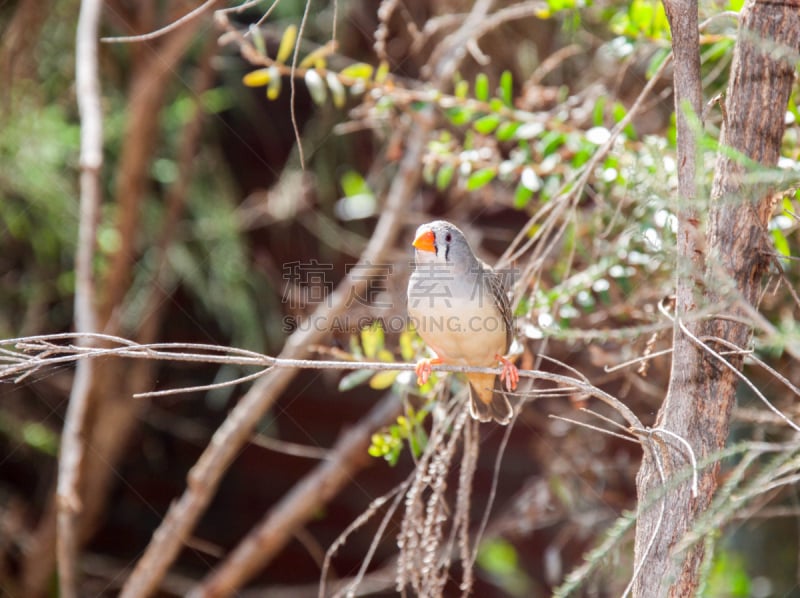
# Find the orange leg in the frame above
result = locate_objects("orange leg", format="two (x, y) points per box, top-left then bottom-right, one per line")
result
(496, 354), (519, 391)
(415, 357), (443, 386)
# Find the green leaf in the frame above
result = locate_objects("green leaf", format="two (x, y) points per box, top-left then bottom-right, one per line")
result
(772, 228), (791, 258)
(305, 69), (328, 105)
(326, 72), (347, 108)
(466, 167), (496, 191)
(513, 181), (534, 208)
(701, 38), (734, 64)
(249, 25), (266, 57)
(547, 0), (577, 11)
(489, 98), (504, 112)
(612, 102), (636, 138)
(348, 334), (364, 359)
(436, 163), (455, 190)
(646, 47), (671, 79)
(396, 415), (410, 433)
(375, 60), (390, 83)
(340, 170), (370, 197)
(408, 424), (428, 457)
(242, 68), (272, 87)
(200, 88), (232, 114)
(385, 445), (401, 466)
(369, 370), (398, 389)
(477, 538), (519, 576)
(299, 46), (329, 69)
(500, 70), (513, 107)
(266, 66), (282, 100)
(338, 369), (373, 391)
(445, 106), (473, 126)
(706, 550), (751, 597)
(474, 114), (501, 135)
(455, 79), (469, 99)
(539, 130), (565, 156)
(22, 421), (59, 455)
(276, 25), (297, 64)
(361, 321), (385, 358)
(399, 329), (416, 361)
(496, 121), (520, 141)
(340, 62), (374, 80)
(475, 73), (490, 101)
(423, 161), (436, 185)
(628, 0), (654, 34)
(592, 95), (606, 127)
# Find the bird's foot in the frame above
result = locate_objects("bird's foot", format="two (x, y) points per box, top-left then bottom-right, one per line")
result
(496, 355), (519, 391)
(415, 357), (443, 386)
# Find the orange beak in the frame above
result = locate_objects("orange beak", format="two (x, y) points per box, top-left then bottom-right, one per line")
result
(412, 229), (436, 253)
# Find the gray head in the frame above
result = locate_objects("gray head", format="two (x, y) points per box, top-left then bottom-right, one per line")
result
(411, 220), (477, 267)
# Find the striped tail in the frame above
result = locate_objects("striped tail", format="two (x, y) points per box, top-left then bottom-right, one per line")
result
(466, 373), (513, 425)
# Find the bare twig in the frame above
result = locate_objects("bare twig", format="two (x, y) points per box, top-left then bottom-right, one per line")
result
(328, 484), (408, 598)
(288, 0), (314, 169)
(703, 335), (800, 399)
(100, 0), (220, 43)
(191, 392), (402, 597)
(624, 433), (667, 598)
(319, 482), (408, 598)
(0, 332), (643, 430)
(56, 1), (103, 595)
(118, 90), (434, 598)
(604, 348), (675, 373)
(678, 322), (800, 432)
(549, 415), (639, 444)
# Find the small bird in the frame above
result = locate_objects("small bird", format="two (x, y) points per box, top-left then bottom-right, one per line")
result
(407, 220), (519, 424)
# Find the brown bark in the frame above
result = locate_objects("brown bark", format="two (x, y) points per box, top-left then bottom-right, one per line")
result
(21, 4), (206, 594)
(193, 392), (402, 598)
(633, 2), (800, 596)
(0, 0), (49, 93)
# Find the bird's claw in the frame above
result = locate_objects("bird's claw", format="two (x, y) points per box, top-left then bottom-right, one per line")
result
(496, 355), (519, 391)
(415, 357), (442, 386)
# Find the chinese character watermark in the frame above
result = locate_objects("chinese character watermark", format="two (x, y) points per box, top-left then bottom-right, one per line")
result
(345, 262), (393, 308)
(282, 260), (334, 309)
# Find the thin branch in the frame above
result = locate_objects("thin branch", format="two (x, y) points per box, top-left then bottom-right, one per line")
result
(678, 320), (800, 432)
(319, 483), (406, 598)
(334, 476), (407, 598)
(498, 50), (673, 271)
(579, 407), (635, 433)
(0, 332), (643, 429)
(604, 348), (675, 373)
(648, 428), (699, 498)
(549, 414), (639, 443)
(288, 0), (313, 169)
(703, 334), (800, 399)
(56, 1), (103, 595)
(527, 43), (583, 87)
(468, 406), (512, 574)
(100, 0), (220, 43)
(191, 392), (402, 597)
(249, 434), (331, 460)
(118, 79), (434, 598)
(624, 433), (667, 598)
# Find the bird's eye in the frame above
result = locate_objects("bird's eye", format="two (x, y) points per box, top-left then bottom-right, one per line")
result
(445, 232), (452, 243)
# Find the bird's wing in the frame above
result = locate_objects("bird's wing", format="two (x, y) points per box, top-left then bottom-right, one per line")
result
(482, 261), (514, 353)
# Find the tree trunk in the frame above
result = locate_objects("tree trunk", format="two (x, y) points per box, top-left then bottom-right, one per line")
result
(633, 2), (800, 596)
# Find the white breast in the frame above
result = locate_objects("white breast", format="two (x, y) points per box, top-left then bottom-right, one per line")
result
(408, 273), (506, 366)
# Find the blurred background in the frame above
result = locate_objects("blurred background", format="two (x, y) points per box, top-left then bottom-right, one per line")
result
(1, 0), (798, 596)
